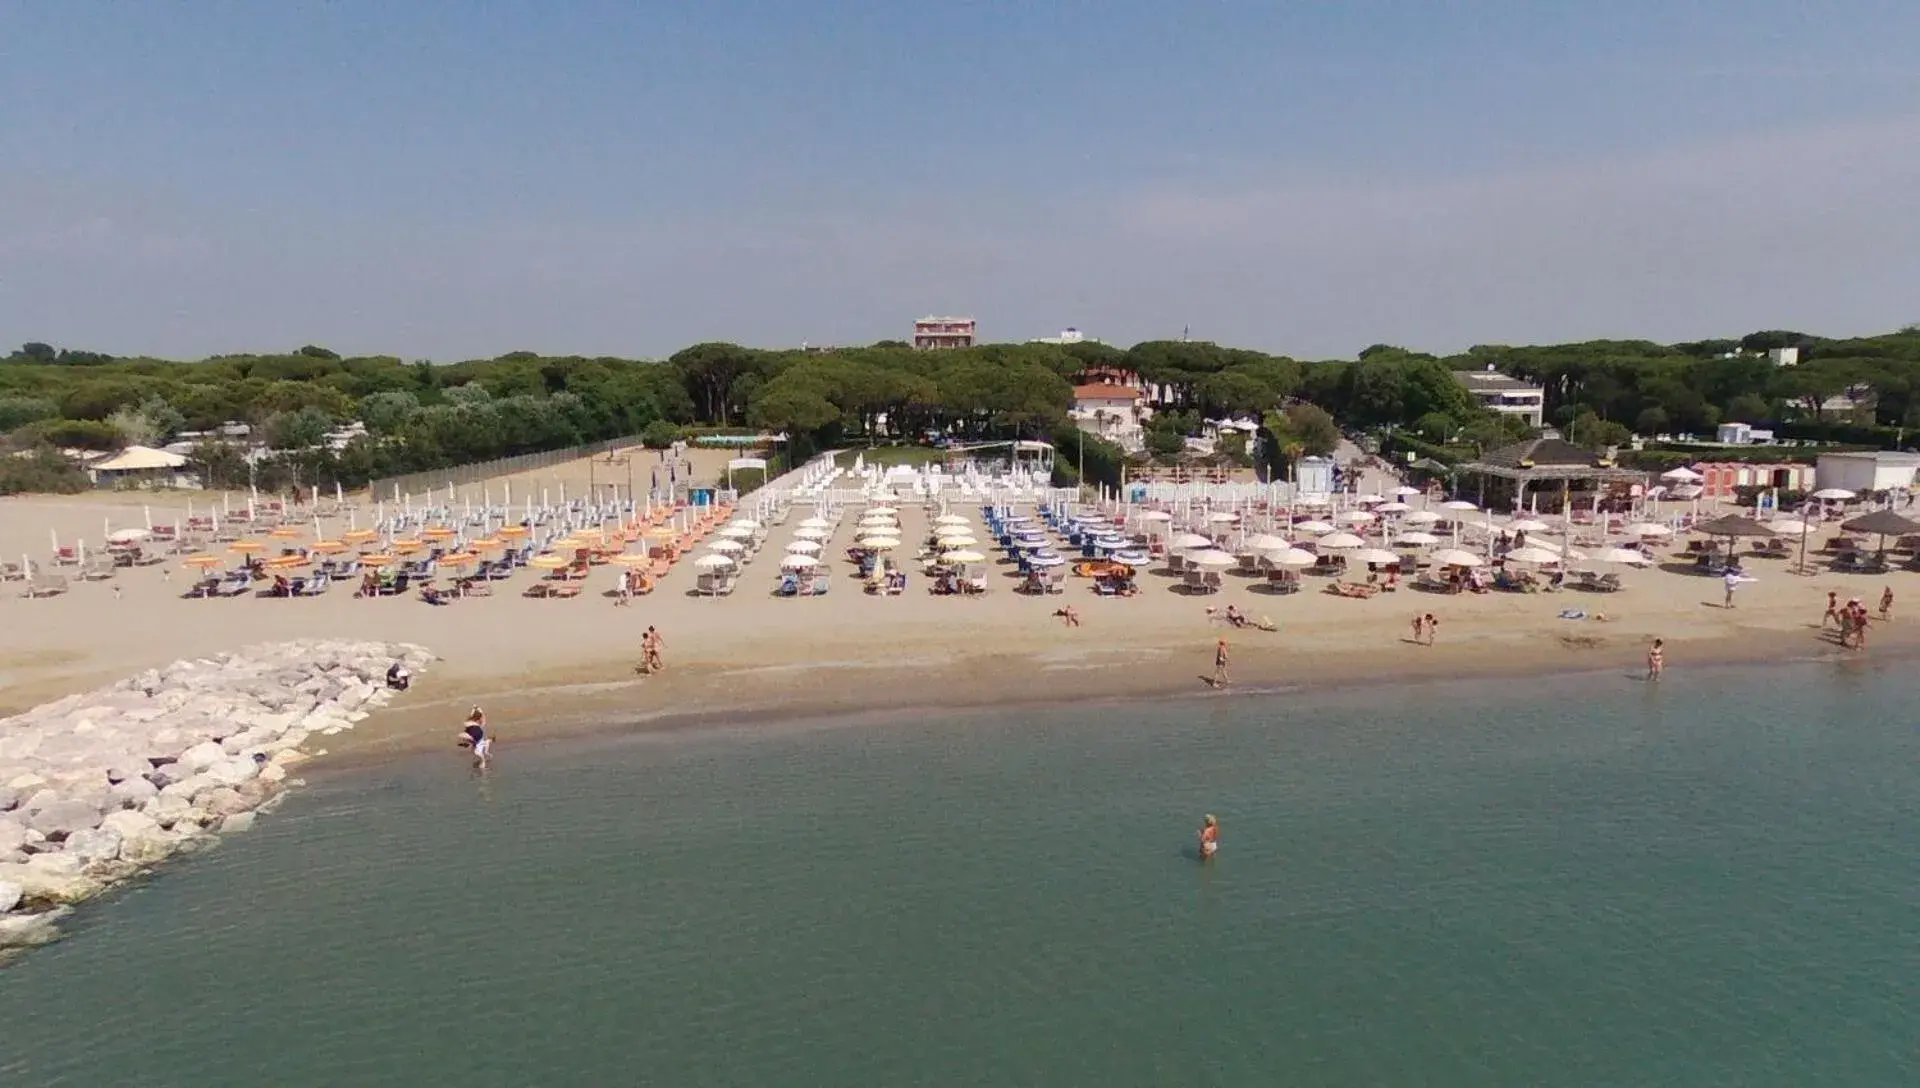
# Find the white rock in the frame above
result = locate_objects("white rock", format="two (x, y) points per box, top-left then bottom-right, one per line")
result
(0, 856), (101, 905)
(178, 741), (228, 774)
(100, 809), (161, 841)
(0, 879), (19, 912)
(0, 906), (72, 949)
(142, 793), (194, 830)
(0, 817), (23, 854)
(219, 812), (256, 834)
(109, 775), (159, 808)
(196, 787), (251, 818)
(64, 827), (122, 867)
(204, 758), (260, 788)
(29, 799), (104, 838)
(258, 763), (287, 784)
(4, 773), (47, 792)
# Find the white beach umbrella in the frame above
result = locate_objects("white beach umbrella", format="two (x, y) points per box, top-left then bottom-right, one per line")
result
(785, 539), (822, 554)
(106, 528), (150, 545)
(1292, 520), (1335, 535)
(1810, 488), (1856, 501)
(1507, 519), (1551, 533)
(1354, 493), (1385, 505)
(868, 506), (898, 516)
(1206, 512), (1240, 525)
(1170, 532), (1213, 550)
(1138, 510), (1174, 523)
(1392, 485), (1423, 497)
(717, 525), (754, 539)
(1440, 500), (1479, 513)
(1623, 523), (1671, 539)
(1394, 531), (1441, 546)
(1599, 547), (1653, 566)
(1766, 519), (1809, 536)
(1188, 549), (1236, 568)
(1431, 548), (1483, 567)
(794, 526), (831, 540)
(1505, 546), (1562, 565)
(1335, 510), (1376, 525)
(798, 516), (831, 529)
(693, 553), (735, 569)
(780, 553), (818, 570)
(1375, 502), (1411, 514)
(1317, 532), (1366, 550)
(859, 516), (898, 529)
(1295, 494), (1332, 508)
(861, 536), (901, 550)
(934, 523), (973, 537)
(706, 538), (744, 554)
(1245, 533), (1289, 551)
(938, 535), (979, 549)
(1261, 547), (1317, 567)
(728, 518), (761, 531)
(1402, 511), (1441, 525)
(933, 514), (970, 526)
(1351, 547), (1401, 566)
(1660, 466), (1704, 482)
(941, 549), (986, 564)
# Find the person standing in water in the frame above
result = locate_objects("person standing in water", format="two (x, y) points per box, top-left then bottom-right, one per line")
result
(1198, 814), (1219, 860)
(458, 706), (492, 767)
(1646, 638), (1664, 682)
(1211, 637), (1230, 687)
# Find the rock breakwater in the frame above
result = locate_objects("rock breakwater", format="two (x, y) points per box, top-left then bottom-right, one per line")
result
(0, 639), (433, 958)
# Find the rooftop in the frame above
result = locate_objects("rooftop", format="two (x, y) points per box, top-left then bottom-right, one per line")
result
(1452, 370), (1544, 392)
(1073, 383), (1142, 400)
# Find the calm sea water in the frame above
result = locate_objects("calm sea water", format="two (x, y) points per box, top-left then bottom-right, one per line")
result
(2, 658), (1917, 1086)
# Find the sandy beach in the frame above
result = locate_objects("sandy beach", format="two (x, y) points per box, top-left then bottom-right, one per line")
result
(3, 449), (1913, 765)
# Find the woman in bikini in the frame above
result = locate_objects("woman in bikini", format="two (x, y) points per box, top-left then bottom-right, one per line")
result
(1198, 814), (1219, 861)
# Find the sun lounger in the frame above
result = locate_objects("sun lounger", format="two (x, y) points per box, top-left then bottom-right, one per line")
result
(23, 574), (69, 598)
(1326, 581), (1379, 599)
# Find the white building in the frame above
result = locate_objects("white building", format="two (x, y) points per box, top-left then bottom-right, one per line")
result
(1768, 347), (1800, 367)
(1030, 327), (1100, 345)
(1715, 422), (1776, 445)
(1451, 368), (1545, 427)
(1815, 451), (1920, 494)
(913, 316), (976, 350)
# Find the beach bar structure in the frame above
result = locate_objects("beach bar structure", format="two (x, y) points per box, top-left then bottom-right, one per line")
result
(1456, 437), (1647, 513)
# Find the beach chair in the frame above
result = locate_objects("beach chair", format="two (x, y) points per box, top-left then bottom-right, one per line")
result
(1045, 568), (1066, 595)
(23, 573), (70, 598)
(1182, 569), (1206, 594)
(1202, 571), (1224, 594)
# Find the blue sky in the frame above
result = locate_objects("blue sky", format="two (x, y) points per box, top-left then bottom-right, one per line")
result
(3, 0), (1918, 360)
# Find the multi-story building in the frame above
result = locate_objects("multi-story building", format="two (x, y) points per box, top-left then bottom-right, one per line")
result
(913, 316), (977, 350)
(1451, 367), (1546, 428)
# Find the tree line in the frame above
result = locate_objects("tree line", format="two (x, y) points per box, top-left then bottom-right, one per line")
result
(3, 326), (1917, 494)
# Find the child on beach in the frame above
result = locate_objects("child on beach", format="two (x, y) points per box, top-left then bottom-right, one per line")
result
(1053, 606), (1080, 627)
(1879, 586), (1894, 621)
(1646, 638), (1664, 681)
(1822, 591), (1841, 628)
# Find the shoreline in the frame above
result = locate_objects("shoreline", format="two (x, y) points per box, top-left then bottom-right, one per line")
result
(310, 617), (1910, 773)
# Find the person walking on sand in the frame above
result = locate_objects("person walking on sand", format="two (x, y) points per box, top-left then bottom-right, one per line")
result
(1410, 613), (1423, 645)
(1879, 585), (1894, 621)
(1212, 637), (1231, 687)
(1646, 638), (1665, 681)
(642, 626), (664, 673)
(1822, 591), (1841, 628)
(1422, 613), (1439, 646)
